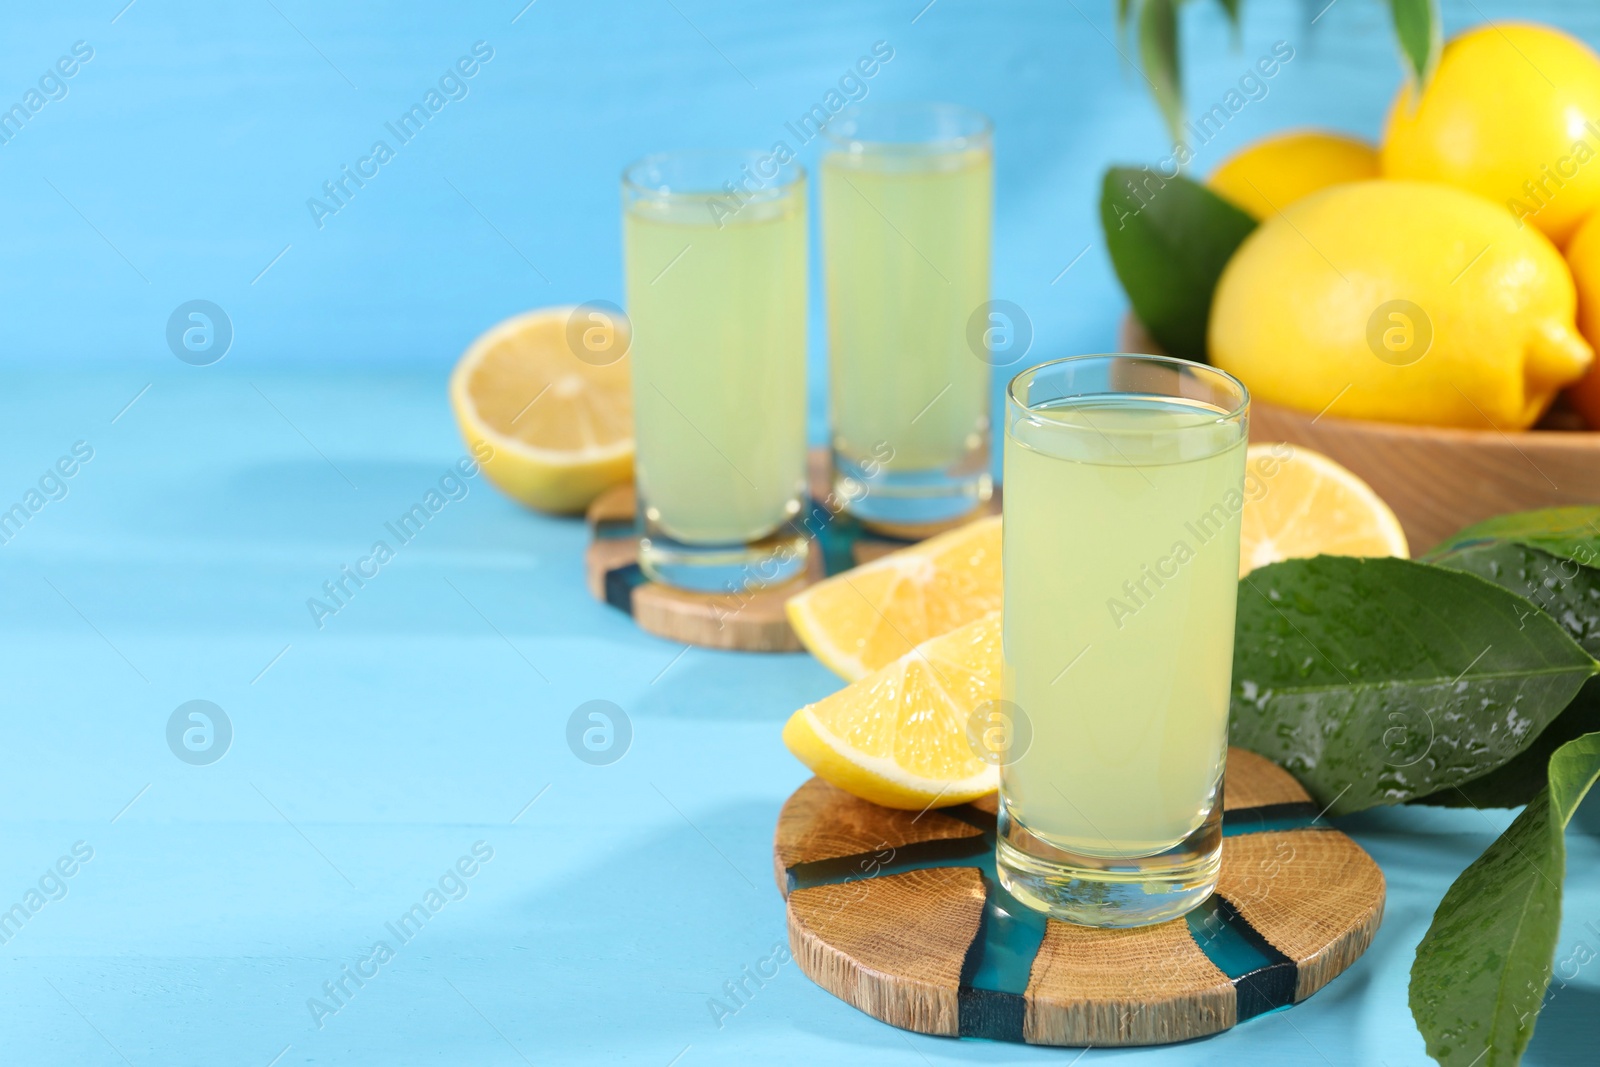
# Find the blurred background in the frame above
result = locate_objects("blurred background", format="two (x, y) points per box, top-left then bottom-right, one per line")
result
(3, 0), (1541, 425)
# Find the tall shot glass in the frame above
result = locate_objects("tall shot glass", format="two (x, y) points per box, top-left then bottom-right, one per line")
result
(821, 102), (994, 535)
(997, 355), (1250, 926)
(621, 151), (809, 593)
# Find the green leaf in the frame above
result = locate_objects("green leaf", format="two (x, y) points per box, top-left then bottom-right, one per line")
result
(1418, 678), (1600, 809)
(1389, 0), (1442, 87)
(1138, 0), (1182, 142)
(1426, 541), (1600, 659)
(1229, 556), (1599, 815)
(1412, 513), (1600, 806)
(1100, 168), (1257, 361)
(1410, 732), (1600, 1066)
(1426, 507), (1600, 577)
(1215, 0), (1240, 25)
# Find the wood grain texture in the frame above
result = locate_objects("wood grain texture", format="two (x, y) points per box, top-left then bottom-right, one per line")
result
(772, 777), (983, 895)
(1025, 919), (1236, 1045)
(788, 867), (987, 1038)
(1221, 748), (1313, 810)
(773, 748), (1384, 1047)
(1117, 315), (1600, 553)
(1216, 830), (1386, 1001)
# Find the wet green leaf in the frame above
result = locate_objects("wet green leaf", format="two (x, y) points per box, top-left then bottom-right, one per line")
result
(1412, 512), (1600, 807)
(1100, 168), (1257, 361)
(1410, 732), (1600, 1066)
(1426, 540), (1600, 658)
(1229, 556), (1599, 814)
(1417, 678), (1600, 809)
(1426, 507), (1600, 580)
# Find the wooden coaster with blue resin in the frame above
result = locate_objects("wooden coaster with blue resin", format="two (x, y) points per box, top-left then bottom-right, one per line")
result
(772, 748), (1384, 1047)
(584, 451), (997, 651)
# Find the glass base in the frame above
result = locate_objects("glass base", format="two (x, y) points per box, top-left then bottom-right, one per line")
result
(833, 451), (993, 538)
(638, 525), (808, 595)
(995, 797), (1222, 927)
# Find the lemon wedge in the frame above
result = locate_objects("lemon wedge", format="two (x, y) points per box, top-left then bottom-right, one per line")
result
(785, 515), (1000, 682)
(783, 612), (1001, 810)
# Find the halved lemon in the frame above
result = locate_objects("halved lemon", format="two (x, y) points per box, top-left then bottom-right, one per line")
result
(785, 515), (1001, 682)
(1240, 443), (1409, 575)
(783, 612), (1001, 809)
(449, 307), (633, 514)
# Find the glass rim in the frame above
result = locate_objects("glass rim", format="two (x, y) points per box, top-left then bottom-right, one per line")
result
(621, 149), (806, 199)
(821, 101), (993, 154)
(1006, 353), (1251, 424)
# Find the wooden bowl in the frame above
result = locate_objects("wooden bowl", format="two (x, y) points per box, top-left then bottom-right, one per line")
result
(1116, 317), (1600, 553)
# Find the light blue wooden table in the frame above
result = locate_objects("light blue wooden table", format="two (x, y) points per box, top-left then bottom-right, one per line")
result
(3, 1), (1599, 1063)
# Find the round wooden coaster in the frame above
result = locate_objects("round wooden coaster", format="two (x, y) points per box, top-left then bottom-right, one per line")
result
(584, 449), (998, 651)
(772, 748), (1384, 1047)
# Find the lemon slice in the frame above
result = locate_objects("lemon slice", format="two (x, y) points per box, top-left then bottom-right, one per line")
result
(783, 612), (1001, 809)
(786, 515), (1001, 682)
(1240, 443), (1408, 575)
(449, 307), (633, 514)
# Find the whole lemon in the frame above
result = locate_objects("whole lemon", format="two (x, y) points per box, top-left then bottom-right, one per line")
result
(1382, 23), (1600, 248)
(1209, 180), (1593, 430)
(1560, 209), (1600, 427)
(1208, 129), (1380, 219)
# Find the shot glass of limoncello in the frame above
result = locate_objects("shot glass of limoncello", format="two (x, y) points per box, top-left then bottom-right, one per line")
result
(621, 151), (809, 593)
(821, 103), (994, 535)
(998, 354), (1249, 927)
